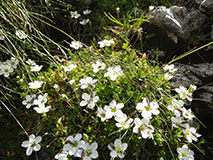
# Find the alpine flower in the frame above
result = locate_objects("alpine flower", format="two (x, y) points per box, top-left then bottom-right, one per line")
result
(104, 66), (123, 81)
(91, 61), (106, 73)
(80, 77), (97, 89)
(82, 142), (99, 160)
(104, 100), (124, 119)
(80, 92), (99, 109)
(70, 41), (83, 50)
(136, 98), (159, 119)
(177, 144), (194, 160)
(28, 81), (44, 89)
(108, 139), (128, 159)
(21, 134), (42, 156)
(63, 133), (85, 157)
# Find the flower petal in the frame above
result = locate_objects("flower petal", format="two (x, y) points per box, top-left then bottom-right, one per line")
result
(26, 147), (33, 156)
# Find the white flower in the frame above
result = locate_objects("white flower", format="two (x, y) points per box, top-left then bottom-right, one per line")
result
(6, 57), (19, 69)
(33, 104), (51, 114)
(149, 6), (155, 12)
(136, 98), (159, 119)
(167, 99), (184, 117)
(163, 64), (177, 73)
(83, 9), (92, 15)
(63, 133), (85, 157)
(71, 11), (81, 19)
(26, 59), (36, 66)
(183, 127), (201, 143)
(16, 30), (28, 39)
(30, 64), (43, 72)
(69, 79), (75, 85)
(188, 85), (197, 93)
(80, 92), (99, 109)
(61, 94), (68, 99)
(164, 73), (173, 80)
(70, 41), (83, 50)
(0, 64), (14, 77)
(53, 84), (59, 89)
(171, 116), (188, 129)
(97, 107), (107, 122)
(80, 19), (90, 25)
(62, 64), (77, 72)
(82, 142), (98, 160)
(55, 151), (68, 160)
(98, 39), (115, 48)
(21, 134), (42, 156)
(133, 118), (154, 139)
(22, 94), (36, 109)
(115, 113), (133, 129)
(182, 108), (195, 120)
(28, 81), (44, 89)
(104, 100), (124, 119)
(104, 66), (123, 81)
(91, 61), (106, 73)
(80, 77), (97, 89)
(175, 86), (192, 101)
(33, 93), (48, 106)
(108, 139), (128, 159)
(177, 144), (194, 160)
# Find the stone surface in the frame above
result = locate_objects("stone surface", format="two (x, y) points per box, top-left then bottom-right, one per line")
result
(195, 0), (213, 15)
(147, 6), (207, 43)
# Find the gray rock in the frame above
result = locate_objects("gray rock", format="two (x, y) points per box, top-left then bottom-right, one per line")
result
(195, 0), (213, 15)
(148, 6), (207, 43)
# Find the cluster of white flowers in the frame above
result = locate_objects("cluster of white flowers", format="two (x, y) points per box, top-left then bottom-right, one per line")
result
(0, 57), (19, 77)
(22, 93), (51, 114)
(169, 99), (201, 144)
(26, 59), (43, 72)
(15, 30), (28, 39)
(70, 9), (91, 25)
(21, 134), (42, 156)
(55, 133), (98, 160)
(134, 98), (159, 139)
(98, 39), (115, 48)
(163, 64), (177, 80)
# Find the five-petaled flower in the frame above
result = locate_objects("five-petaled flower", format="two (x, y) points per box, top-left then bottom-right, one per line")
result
(21, 134), (42, 156)
(104, 100), (124, 119)
(28, 80), (44, 89)
(63, 133), (85, 157)
(80, 92), (99, 109)
(177, 144), (194, 160)
(70, 41), (83, 50)
(108, 139), (128, 159)
(104, 66), (123, 81)
(80, 77), (97, 89)
(82, 142), (99, 160)
(136, 98), (159, 119)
